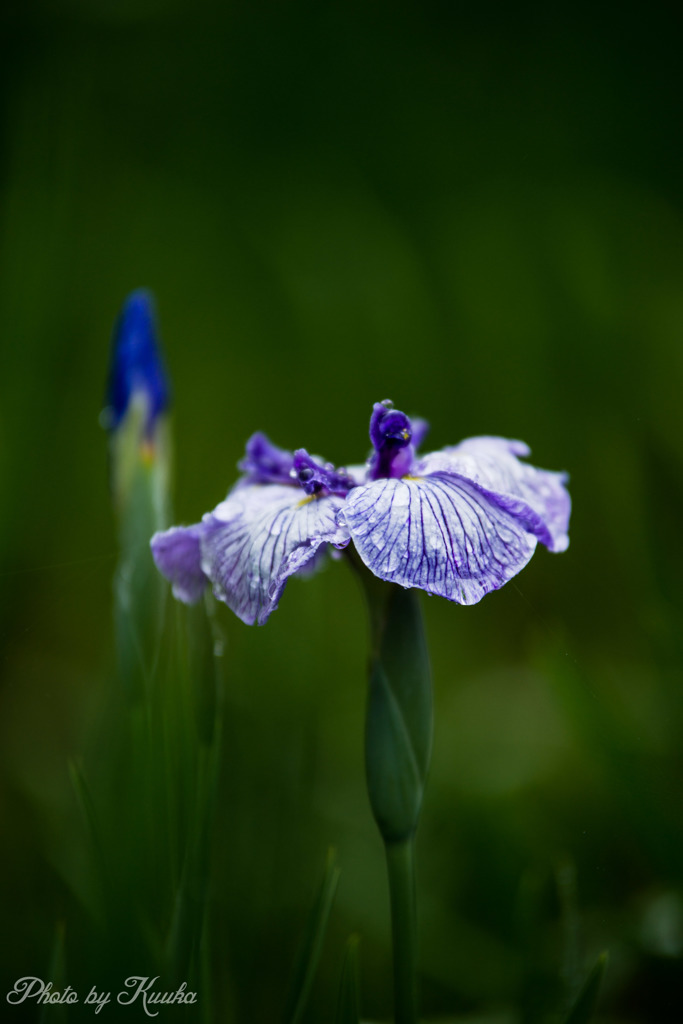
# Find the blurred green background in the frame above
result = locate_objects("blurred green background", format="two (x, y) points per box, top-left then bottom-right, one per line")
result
(1, 1), (682, 1020)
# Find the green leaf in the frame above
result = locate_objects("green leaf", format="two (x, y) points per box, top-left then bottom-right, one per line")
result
(555, 856), (581, 1000)
(335, 934), (361, 1024)
(283, 848), (341, 1024)
(68, 758), (111, 917)
(561, 951), (608, 1024)
(39, 921), (68, 1024)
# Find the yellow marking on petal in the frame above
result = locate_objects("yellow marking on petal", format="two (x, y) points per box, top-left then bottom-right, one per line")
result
(402, 475), (423, 481)
(296, 495), (316, 507)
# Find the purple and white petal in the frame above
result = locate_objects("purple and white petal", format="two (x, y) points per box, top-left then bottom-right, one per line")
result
(416, 437), (570, 552)
(151, 524), (208, 604)
(343, 474), (541, 605)
(238, 432), (295, 484)
(200, 484), (350, 625)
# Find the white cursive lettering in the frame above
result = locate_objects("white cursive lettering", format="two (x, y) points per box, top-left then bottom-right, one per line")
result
(117, 977), (197, 1015)
(7, 977), (47, 1004)
(85, 985), (111, 1013)
(6, 978), (79, 1006)
(118, 977), (159, 1017)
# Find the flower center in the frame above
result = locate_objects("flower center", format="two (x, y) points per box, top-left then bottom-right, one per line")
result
(368, 400), (415, 479)
(292, 450), (355, 496)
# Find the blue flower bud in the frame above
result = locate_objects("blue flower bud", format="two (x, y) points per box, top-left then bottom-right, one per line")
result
(104, 289), (170, 436)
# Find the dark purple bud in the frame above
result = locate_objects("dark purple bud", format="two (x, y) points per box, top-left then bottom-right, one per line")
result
(104, 289), (170, 435)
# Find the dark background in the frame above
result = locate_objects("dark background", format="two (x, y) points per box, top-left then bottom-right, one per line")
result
(1, 2), (682, 1021)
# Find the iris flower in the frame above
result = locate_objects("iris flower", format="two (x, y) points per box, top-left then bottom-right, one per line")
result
(151, 401), (570, 624)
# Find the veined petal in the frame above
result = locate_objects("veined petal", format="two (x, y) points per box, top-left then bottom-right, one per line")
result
(417, 436), (570, 552)
(201, 484), (350, 625)
(151, 524), (208, 604)
(343, 474), (540, 605)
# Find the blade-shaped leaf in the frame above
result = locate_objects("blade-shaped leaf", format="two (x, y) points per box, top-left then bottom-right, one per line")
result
(39, 921), (68, 1024)
(335, 934), (361, 1024)
(283, 848), (341, 1024)
(562, 951), (608, 1024)
(68, 758), (112, 914)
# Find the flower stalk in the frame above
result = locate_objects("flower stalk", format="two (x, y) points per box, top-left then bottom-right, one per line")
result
(385, 837), (418, 1024)
(100, 291), (223, 996)
(351, 549), (433, 1024)
(111, 398), (170, 701)
(105, 290), (171, 701)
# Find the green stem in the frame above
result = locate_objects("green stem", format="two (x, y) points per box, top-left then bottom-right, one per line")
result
(346, 551), (430, 1024)
(385, 837), (418, 1024)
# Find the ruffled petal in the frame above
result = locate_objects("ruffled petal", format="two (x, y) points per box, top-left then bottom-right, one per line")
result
(343, 474), (541, 604)
(150, 524), (208, 604)
(416, 436), (570, 552)
(237, 432), (295, 485)
(200, 484), (350, 625)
